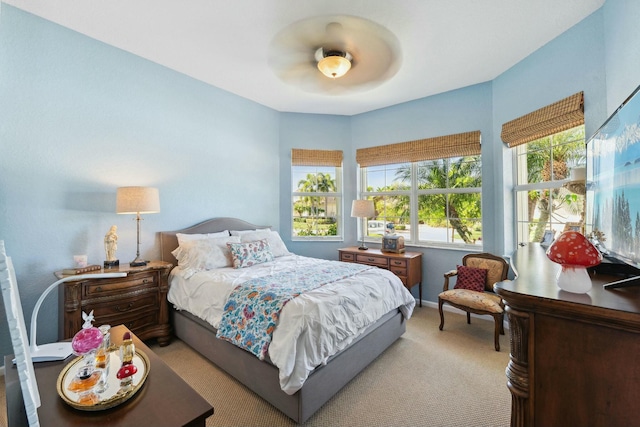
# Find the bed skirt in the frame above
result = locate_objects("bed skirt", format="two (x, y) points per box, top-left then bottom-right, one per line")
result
(170, 306), (407, 423)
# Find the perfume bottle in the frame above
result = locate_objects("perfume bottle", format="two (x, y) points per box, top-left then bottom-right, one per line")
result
(68, 311), (104, 400)
(94, 324), (111, 393)
(116, 331), (137, 390)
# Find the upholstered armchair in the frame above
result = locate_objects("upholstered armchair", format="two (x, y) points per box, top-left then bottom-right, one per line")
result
(438, 253), (509, 351)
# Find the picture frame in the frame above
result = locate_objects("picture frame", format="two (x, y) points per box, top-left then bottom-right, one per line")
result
(540, 230), (555, 247)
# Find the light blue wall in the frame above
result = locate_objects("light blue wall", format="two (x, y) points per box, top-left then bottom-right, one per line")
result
(603, 0), (640, 113)
(492, 8), (608, 256)
(0, 5), (279, 359)
(1, 0), (638, 363)
(278, 113), (352, 259)
(350, 83), (494, 304)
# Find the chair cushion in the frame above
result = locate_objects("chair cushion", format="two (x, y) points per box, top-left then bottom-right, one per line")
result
(454, 265), (487, 292)
(439, 289), (503, 313)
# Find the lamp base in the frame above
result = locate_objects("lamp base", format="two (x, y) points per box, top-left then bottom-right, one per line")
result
(29, 342), (73, 363)
(358, 245), (369, 250)
(130, 258), (148, 267)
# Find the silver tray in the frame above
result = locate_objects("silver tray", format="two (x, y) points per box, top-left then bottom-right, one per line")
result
(56, 348), (150, 411)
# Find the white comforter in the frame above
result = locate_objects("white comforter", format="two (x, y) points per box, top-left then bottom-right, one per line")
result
(167, 254), (416, 394)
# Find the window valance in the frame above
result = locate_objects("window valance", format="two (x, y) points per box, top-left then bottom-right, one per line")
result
(291, 149), (343, 167)
(356, 130), (481, 167)
(501, 91), (584, 148)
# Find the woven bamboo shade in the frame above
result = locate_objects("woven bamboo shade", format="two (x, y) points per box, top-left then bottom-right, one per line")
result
(356, 131), (481, 167)
(501, 92), (584, 147)
(291, 149), (343, 167)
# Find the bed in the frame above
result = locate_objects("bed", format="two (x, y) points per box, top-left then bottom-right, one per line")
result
(159, 217), (415, 423)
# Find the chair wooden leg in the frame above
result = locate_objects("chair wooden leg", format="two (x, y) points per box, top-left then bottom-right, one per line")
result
(438, 298), (445, 331)
(493, 314), (501, 351)
(500, 313), (505, 335)
(466, 312), (471, 324)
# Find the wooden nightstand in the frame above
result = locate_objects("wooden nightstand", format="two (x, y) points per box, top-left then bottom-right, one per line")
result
(338, 247), (423, 306)
(55, 261), (173, 346)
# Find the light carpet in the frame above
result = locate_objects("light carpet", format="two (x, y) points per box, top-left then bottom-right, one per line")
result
(0, 306), (512, 427)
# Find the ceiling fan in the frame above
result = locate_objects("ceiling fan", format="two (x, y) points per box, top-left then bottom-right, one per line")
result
(268, 15), (402, 95)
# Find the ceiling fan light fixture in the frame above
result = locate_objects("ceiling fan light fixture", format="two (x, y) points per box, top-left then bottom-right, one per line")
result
(317, 50), (352, 79)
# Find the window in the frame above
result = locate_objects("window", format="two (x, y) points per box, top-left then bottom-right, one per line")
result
(513, 125), (586, 243)
(291, 149), (343, 240)
(357, 131), (482, 247)
(502, 92), (585, 244)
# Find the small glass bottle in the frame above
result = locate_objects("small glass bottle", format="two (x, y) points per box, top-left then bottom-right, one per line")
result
(94, 324), (111, 393)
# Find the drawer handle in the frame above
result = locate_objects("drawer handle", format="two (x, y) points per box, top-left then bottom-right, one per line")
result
(367, 258), (376, 262)
(143, 278), (149, 284)
(95, 286), (102, 292)
(116, 302), (134, 312)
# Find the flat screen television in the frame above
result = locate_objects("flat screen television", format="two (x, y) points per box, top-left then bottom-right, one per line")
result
(586, 83), (640, 288)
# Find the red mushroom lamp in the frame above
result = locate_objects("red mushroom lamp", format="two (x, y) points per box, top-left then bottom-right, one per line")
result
(546, 231), (602, 293)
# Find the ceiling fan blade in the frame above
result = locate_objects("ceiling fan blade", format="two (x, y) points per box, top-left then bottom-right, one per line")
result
(268, 14), (402, 95)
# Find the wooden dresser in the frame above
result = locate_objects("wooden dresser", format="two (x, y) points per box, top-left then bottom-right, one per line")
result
(494, 244), (640, 427)
(56, 261), (173, 345)
(338, 247), (422, 306)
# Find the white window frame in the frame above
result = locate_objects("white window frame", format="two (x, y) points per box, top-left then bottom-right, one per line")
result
(359, 157), (482, 250)
(512, 126), (586, 245)
(291, 165), (343, 241)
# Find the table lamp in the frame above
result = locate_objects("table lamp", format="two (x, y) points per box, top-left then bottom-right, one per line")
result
(116, 186), (160, 267)
(351, 199), (375, 250)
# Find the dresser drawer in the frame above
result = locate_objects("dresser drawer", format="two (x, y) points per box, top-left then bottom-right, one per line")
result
(83, 273), (157, 298)
(356, 254), (388, 267)
(86, 293), (158, 318)
(340, 252), (355, 262)
(390, 267), (408, 278)
(389, 258), (408, 268)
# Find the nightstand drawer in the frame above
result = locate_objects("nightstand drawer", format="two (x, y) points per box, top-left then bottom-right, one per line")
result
(356, 254), (388, 267)
(83, 273), (157, 298)
(87, 293), (158, 318)
(101, 311), (159, 335)
(340, 252), (355, 262)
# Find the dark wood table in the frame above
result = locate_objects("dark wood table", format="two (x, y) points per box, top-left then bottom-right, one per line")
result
(5, 325), (213, 427)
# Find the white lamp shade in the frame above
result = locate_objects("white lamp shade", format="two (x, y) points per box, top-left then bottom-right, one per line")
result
(351, 200), (375, 218)
(116, 187), (160, 214)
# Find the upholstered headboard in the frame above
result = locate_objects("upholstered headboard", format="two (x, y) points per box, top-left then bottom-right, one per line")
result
(159, 217), (271, 266)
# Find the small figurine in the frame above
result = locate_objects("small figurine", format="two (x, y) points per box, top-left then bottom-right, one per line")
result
(116, 331), (137, 389)
(104, 225), (119, 268)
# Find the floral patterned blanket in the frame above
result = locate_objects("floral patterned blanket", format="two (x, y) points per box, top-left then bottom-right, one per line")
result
(216, 260), (373, 359)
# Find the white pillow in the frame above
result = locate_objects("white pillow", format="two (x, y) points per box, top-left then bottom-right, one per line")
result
(171, 235), (240, 278)
(237, 230), (291, 258)
(176, 231), (229, 246)
(229, 228), (270, 236)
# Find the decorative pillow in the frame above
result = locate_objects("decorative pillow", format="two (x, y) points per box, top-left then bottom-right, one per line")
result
(238, 230), (291, 258)
(171, 235), (240, 278)
(453, 265), (487, 292)
(227, 239), (274, 269)
(176, 231), (229, 245)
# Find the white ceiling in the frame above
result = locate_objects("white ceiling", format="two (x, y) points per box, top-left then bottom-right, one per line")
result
(3, 0), (605, 116)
